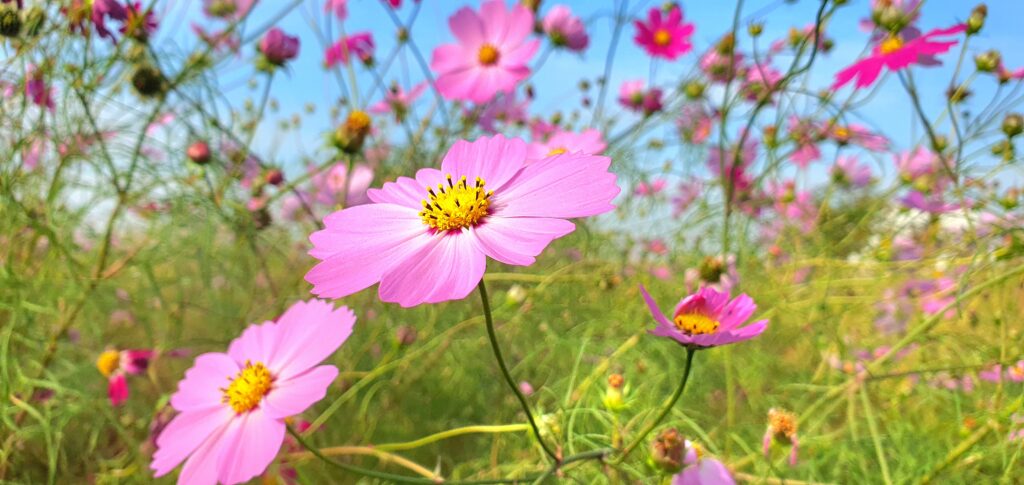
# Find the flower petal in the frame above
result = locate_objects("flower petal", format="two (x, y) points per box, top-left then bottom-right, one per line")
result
(440, 134), (528, 191)
(494, 152), (618, 218)
(151, 407), (233, 477)
(271, 301), (354, 380)
(640, 285), (674, 328)
(263, 365), (339, 419)
(379, 232), (486, 307)
(216, 408), (286, 485)
(170, 353), (239, 412)
(471, 216), (575, 266)
(227, 321), (279, 369)
(306, 203), (431, 299)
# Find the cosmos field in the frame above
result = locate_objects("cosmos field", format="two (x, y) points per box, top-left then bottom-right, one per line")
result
(2, 0), (1024, 483)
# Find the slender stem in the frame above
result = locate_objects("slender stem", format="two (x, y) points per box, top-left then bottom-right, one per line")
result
(614, 347), (697, 463)
(375, 424), (531, 452)
(477, 280), (560, 463)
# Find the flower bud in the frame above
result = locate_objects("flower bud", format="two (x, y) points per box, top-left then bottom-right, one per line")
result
(1000, 188), (1019, 210)
(648, 428), (685, 474)
(395, 325), (418, 346)
(521, 0), (542, 13)
(23, 6), (44, 37)
(265, 168), (284, 186)
(131, 64), (167, 99)
(187, 141), (211, 164)
(334, 111), (372, 154)
(1002, 113), (1023, 138)
(683, 80), (705, 99)
(763, 126), (778, 149)
(975, 50), (1001, 73)
(932, 135), (949, 153)
(602, 373), (628, 412)
(967, 4), (987, 35)
(0, 5), (21, 38)
(747, 22), (763, 37)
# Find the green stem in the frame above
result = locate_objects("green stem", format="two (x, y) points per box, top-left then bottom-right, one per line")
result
(614, 347), (697, 463)
(477, 280), (560, 463)
(375, 424), (530, 452)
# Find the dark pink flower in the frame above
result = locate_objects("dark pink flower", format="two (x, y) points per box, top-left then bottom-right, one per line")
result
(259, 27), (300, 66)
(832, 24), (966, 90)
(641, 285), (768, 349)
(634, 4), (694, 60)
(325, 32), (374, 67)
(543, 5), (588, 52)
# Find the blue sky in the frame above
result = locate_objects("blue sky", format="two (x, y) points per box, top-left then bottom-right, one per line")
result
(161, 0), (1024, 177)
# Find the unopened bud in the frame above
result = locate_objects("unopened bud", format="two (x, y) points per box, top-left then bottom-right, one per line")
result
(334, 111), (372, 154)
(187, 141), (211, 165)
(683, 80), (705, 99)
(747, 22), (763, 37)
(967, 4), (987, 35)
(23, 6), (44, 37)
(0, 5), (21, 38)
(1002, 113), (1023, 138)
(975, 50), (1001, 73)
(131, 64), (167, 99)
(648, 428), (686, 474)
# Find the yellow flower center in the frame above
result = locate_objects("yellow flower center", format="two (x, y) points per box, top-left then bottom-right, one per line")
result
(654, 29), (672, 47)
(879, 35), (903, 55)
(345, 110), (372, 135)
(833, 126), (850, 140)
(673, 312), (720, 335)
(478, 43), (500, 66)
(546, 147), (568, 156)
(420, 174), (493, 231)
(96, 350), (121, 377)
(223, 361), (273, 414)
(768, 408), (798, 441)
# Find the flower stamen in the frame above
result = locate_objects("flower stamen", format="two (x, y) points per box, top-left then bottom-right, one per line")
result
(654, 29), (672, 46)
(478, 43), (500, 65)
(879, 35), (904, 54)
(222, 361), (273, 414)
(420, 174), (492, 231)
(673, 312), (719, 335)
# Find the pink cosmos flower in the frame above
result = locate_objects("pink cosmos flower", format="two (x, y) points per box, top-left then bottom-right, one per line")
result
(96, 348), (155, 406)
(26, 65), (55, 111)
(832, 24), (966, 90)
(830, 124), (889, 151)
(306, 135), (619, 307)
(1008, 361), (1024, 382)
(700, 49), (745, 83)
(634, 4), (694, 60)
(831, 155), (873, 188)
(542, 5), (588, 52)
(618, 80), (663, 115)
(476, 92), (529, 134)
(742, 65), (783, 103)
(980, 364), (1003, 383)
(91, 0), (127, 40)
(528, 128), (606, 159)
(640, 285), (768, 348)
(672, 180), (702, 216)
(900, 191), (962, 214)
(369, 82), (427, 122)
(672, 440), (735, 484)
(314, 162), (375, 207)
(677, 106), (714, 144)
(192, 24), (240, 53)
(259, 28), (300, 66)
(762, 408), (799, 467)
(325, 32), (374, 67)
(635, 179), (667, 197)
(430, 0), (539, 103)
(323, 0), (347, 20)
(151, 299), (354, 484)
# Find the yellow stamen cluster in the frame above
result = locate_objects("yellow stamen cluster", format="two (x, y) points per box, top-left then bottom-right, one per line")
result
(879, 35), (904, 55)
(222, 361), (273, 414)
(478, 43), (500, 65)
(673, 312), (720, 335)
(768, 408), (798, 442)
(654, 29), (672, 46)
(546, 147), (568, 156)
(96, 350), (121, 377)
(420, 175), (492, 231)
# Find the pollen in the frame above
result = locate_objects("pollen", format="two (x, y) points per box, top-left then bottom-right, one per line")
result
(768, 408), (798, 442)
(96, 350), (121, 377)
(222, 361), (273, 414)
(879, 35), (904, 55)
(546, 147), (568, 156)
(478, 43), (500, 66)
(654, 29), (672, 47)
(673, 312), (719, 335)
(420, 174), (492, 231)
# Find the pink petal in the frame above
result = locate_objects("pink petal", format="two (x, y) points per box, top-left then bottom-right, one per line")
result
(367, 175), (430, 209)
(227, 321), (280, 369)
(170, 353), (239, 412)
(306, 204), (431, 299)
(152, 407), (233, 477)
(471, 216), (575, 266)
(216, 408), (286, 485)
(494, 152), (619, 218)
(448, 6), (484, 47)
(379, 233), (486, 307)
(640, 285), (674, 328)
(430, 44), (473, 74)
(263, 365), (339, 419)
(718, 294), (756, 331)
(271, 301), (354, 380)
(176, 425), (229, 485)
(440, 135), (528, 191)
(108, 373), (129, 406)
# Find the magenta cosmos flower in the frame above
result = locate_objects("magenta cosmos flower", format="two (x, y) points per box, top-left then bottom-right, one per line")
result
(543, 5), (588, 52)
(640, 285), (768, 348)
(325, 32), (375, 67)
(305, 134), (620, 307)
(259, 27), (300, 66)
(151, 299), (354, 484)
(634, 4), (695, 60)
(832, 24), (966, 89)
(431, 0), (539, 103)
